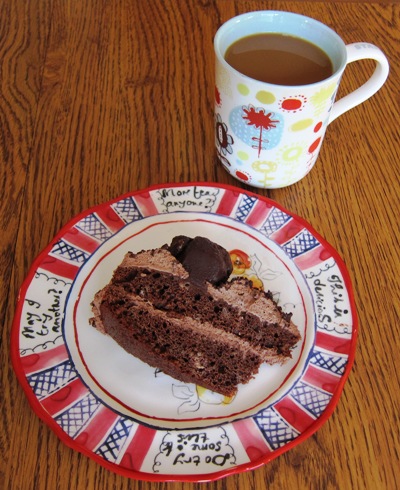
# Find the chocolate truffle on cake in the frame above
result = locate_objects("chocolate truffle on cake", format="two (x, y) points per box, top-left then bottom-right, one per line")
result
(90, 236), (300, 397)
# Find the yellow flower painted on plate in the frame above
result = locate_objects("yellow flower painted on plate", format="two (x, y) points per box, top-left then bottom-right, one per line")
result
(247, 275), (263, 290)
(196, 385), (234, 405)
(230, 249), (251, 275)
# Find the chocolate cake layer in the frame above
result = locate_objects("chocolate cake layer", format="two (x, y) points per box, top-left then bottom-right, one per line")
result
(111, 261), (297, 356)
(96, 288), (263, 396)
(90, 238), (301, 397)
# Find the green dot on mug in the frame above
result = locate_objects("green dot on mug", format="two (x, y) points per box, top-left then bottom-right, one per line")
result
(237, 151), (249, 160)
(283, 146), (303, 161)
(291, 119), (313, 131)
(256, 91), (276, 104)
(237, 83), (250, 95)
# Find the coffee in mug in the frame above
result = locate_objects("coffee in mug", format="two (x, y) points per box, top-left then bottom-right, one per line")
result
(224, 33), (333, 86)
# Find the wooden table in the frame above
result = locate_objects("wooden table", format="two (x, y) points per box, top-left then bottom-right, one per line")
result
(1, 1), (399, 489)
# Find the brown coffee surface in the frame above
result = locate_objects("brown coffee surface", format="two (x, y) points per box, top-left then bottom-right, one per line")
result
(224, 33), (333, 85)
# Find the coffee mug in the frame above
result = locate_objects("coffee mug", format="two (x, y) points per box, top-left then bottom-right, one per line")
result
(214, 11), (389, 188)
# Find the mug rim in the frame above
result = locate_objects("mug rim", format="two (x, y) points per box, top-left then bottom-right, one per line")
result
(214, 10), (348, 89)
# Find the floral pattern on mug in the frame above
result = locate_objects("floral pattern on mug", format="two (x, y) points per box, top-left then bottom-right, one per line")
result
(215, 113), (234, 157)
(229, 105), (284, 156)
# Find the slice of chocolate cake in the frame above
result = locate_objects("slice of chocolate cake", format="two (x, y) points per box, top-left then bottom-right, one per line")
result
(90, 236), (300, 397)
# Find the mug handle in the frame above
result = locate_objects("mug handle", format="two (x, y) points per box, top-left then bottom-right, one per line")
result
(329, 43), (389, 123)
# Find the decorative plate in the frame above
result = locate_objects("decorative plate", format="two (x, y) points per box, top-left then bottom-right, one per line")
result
(11, 183), (357, 482)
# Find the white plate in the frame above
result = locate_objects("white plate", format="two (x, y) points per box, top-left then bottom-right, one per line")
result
(12, 183), (357, 481)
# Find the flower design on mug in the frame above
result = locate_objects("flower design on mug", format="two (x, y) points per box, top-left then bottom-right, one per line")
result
(215, 114), (234, 156)
(242, 105), (280, 157)
(229, 106), (284, 155)
(252, 160), (278, 186)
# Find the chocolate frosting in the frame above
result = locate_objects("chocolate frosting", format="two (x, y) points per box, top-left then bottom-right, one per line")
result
(168, 235), (233, 286)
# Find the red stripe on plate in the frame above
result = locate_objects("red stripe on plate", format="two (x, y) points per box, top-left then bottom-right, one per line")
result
(41, 378), (89, 416)
(315, 331), (352, 355)
(20, 344), (69, 375)
(38, 256), (80, 281)
(74, 406), (120, 450)
(134, 192), (159, 216)
(232, 418), (272, 462)
(269, 219), (304, 245)
(95, 206), (126, 233)
(302, 364), (341, 394)
(215, 189), (241, 217)
(119, 425), (157, 471)
(62, 226), (101, 254)
(274, 397), (316, 433)
(293, 244), (333, 270)
(244, 199), (274, 228)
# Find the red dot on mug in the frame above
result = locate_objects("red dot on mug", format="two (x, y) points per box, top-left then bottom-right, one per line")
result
(282, 98), (303, 111)
(236, 170), (250, 181)
(309, 137), (322, 153)
(314, 121), (323, 132)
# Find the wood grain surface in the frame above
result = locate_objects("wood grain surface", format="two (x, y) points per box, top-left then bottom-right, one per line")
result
(1, 1), (399, 489)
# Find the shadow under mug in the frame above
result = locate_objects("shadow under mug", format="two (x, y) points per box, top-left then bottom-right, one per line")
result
(214, 11), (389, 189)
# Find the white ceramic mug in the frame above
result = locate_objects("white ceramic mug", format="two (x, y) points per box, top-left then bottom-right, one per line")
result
(214, 11), (389, 189)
